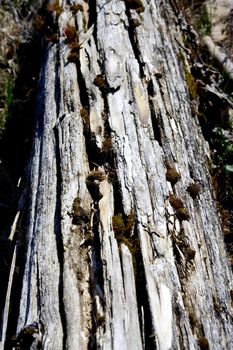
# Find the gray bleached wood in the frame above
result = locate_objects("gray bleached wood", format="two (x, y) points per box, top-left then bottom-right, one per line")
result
(2, 0), (232, 349)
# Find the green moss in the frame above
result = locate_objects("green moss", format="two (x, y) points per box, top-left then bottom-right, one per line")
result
(195, 5), (211, 36)
(116, 233), (140, 274)
(176, 207), (191, 221)
(184, 65), (197, 100)
(112, 210), (135, 235)
(197, 337), (209, 350)
(112, 213), (125, 234)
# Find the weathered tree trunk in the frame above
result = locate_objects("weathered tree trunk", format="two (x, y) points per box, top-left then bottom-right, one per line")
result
(1, 0), (232, 349)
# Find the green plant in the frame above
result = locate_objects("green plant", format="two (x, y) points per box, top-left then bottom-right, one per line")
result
(112, 210), (135, 235)
(112, 213), (125, 234)
(184, 65), (197, 100)
(195, 5), (211, 36)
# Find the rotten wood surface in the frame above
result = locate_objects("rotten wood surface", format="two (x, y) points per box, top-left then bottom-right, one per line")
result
(1, 1), (232, 349)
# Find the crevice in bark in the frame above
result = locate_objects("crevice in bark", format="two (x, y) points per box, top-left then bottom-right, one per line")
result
(124, 5), (144, 79)
(53, 62), (67, 348)
(88, 206), (104, 350)
(133, 230), (155, 350)
(147, 94), (162, 147)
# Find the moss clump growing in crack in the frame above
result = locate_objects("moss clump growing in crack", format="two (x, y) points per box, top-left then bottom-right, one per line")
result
(197, 337), (209, 350)
(176, 207), (190, 221)
(169, 193), (190, 221)
(70, 4), (84, 15)
(102, 137), (113, 153)
(112, 211), (138, 272)
(64, 24), (77, 45)
(87, 170), (106, 182)
(112, 213), (126, 234)
(169, 193), (184, 209)
(165, 162), (181, 185)
(112, 210), (135, 235)
(125, 0), (145, 13)
(186, 246), (196, 261)
(93, 75), (106, 90)
(72, 197), (89, 225)
(187, 183), (201, 199)
(12, 324), (39, 350)
(67, 52), (79, 64)
(189, 312), (199, 332)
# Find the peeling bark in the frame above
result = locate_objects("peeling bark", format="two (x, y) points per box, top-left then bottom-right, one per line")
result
(1, 1), (232, 349)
